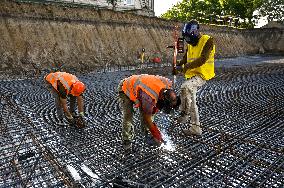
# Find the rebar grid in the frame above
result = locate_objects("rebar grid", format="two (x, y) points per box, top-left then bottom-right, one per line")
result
(0, 59), (284, 187)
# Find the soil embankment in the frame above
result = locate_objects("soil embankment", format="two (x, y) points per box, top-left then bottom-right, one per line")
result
(0, 0), (283, 74)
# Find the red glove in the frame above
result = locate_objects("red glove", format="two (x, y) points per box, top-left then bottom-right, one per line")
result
(152, 106), (159, 114)
(149, 123), (163, 142)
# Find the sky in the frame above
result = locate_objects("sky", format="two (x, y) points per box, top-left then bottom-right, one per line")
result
(154, 0), (181, 17)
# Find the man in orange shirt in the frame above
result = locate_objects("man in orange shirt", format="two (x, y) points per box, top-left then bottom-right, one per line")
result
(45, 72), (86, 127)
(118, 74), (180, 151)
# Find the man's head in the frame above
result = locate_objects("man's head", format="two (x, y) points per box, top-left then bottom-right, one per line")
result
(182, 20), (200, 46)
(157, 89), (181, 114)
(70, 81), (86, 96)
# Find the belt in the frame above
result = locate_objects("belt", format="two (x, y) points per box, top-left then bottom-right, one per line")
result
(119, 91), (125, 94)
(186, 75), (197, 80)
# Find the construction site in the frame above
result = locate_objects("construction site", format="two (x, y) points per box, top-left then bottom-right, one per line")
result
(0, 0), (284, 188)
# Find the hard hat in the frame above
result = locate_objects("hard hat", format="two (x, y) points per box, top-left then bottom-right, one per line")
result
(182, 20), (200, 45)
(182, 20), (200, 37)
(71, 81), (86, 96)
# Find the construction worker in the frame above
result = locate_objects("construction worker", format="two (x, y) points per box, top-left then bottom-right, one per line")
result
(45, 72), (86, 127)
(118, 74), (180, 151)
(173, 20), (215, 136)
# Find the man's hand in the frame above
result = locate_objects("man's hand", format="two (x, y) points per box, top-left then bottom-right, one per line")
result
(176, 65), (183, 72)
(79, 112), (84, 117)
(149, 123), (163, 144)
(66, 114), (75, 126)
(145, 135), (164, 146)
(142, 112), (164, 145)
(183, 63), (191, 73)
(172, 67), (178, 75)
(173, 66), (183, 75)
(76, 112), (86, 128)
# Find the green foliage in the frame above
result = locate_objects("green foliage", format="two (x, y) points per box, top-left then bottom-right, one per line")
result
(160, 0), (277, 28)
(161, 0), (222, 22)
(257, 0), (284, 22)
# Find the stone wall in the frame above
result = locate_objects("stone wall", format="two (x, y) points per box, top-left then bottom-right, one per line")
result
(0, 0), (283, 73)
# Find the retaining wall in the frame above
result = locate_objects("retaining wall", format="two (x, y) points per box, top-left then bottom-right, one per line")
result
(0, 0), (283, 73)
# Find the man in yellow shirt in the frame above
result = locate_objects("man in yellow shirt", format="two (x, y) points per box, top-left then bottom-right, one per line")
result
(174, 20), (215, 136)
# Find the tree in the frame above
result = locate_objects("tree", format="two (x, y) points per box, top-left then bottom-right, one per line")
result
(160, 0), (266, 28)
(221, 0), (263, 26)
(257, 0), (284, 22)
(161, 0), (207, 21)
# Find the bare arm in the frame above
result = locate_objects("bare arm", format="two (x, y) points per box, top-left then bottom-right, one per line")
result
(142, 112), (153, 130)
(177, 49), (188, 66)
(56, 82), (72, 118)
(77, 95), (84, 114)
(139, 90), (163, 144)
(60, 98), (72, 118)
(142, 112), (163, 144)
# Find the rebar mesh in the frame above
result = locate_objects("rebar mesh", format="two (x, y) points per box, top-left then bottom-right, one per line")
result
(0, 56), (284, 187)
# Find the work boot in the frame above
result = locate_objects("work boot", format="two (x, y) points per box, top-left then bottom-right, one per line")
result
(75, 116), (86, 129)
(57, 113), (65, 125)
(70, 111), (76, 117)
(177, 111), (190, 124)
(57, 112), (64, 121)
(122, 140), (132, 151)
(66, 116), (76, 126)
(183, 124), (202, 136)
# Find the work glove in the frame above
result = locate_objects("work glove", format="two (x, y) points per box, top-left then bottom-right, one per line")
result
(66, 114), (76, 126)
(176, 65), (183, 72)
(145, 133), (166, 146)
(79, 112), (85, 117)
(172, 67), (178, 75)
(76, 112), (86, 128)
(70, 111), (76, 117)
(149, 123), (164, 145)
(172, 66), (183, 75)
